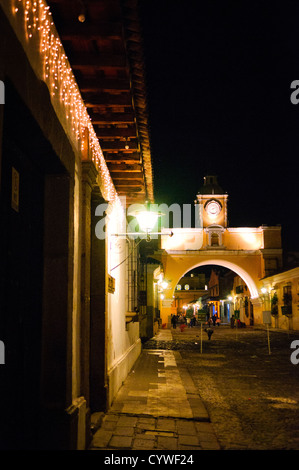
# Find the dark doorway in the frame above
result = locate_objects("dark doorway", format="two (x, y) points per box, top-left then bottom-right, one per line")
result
(0, 82), (65, 449)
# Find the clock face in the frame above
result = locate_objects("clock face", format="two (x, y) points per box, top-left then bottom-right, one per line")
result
(205, 200), (221, 217)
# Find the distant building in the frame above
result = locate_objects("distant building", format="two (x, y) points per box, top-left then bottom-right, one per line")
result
(173, 272), (206, 316)
(156, 175), (284, 326)
(260, 267), (299, 331)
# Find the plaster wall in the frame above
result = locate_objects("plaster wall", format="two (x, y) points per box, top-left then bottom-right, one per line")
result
(262, 268), (299, 331)
(106, 200), (141, 406)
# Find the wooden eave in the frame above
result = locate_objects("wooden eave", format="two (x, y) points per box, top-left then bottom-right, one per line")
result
(47, 0), (153, 205)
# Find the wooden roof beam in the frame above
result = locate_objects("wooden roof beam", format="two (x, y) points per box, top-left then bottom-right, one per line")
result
(89, 111), (135, 124)
(96, 127), (136, 138)
(84, 93), (132, 107)
(59, 22), (124, 40)
(100, 141), (138, 151)
(78, 77), (130, 92)
(114, 180), (145, 187)
(104, 153), (141, 163)
(108, 163), (142, 172)
(111, 172), (144, 180)
(70, 52), (127, 69)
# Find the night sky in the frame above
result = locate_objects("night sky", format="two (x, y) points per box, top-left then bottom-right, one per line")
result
(139, 0), (299, 252)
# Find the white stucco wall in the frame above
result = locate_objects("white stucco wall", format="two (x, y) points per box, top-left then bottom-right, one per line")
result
(106, 199), (141, 405)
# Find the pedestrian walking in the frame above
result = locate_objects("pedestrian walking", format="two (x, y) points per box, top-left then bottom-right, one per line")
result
(171, 314), (177, 329)
(230, 314), (235, 329)
(204, 327), (214, 340)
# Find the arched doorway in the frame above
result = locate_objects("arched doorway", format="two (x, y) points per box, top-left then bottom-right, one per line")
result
(158, 256), (262, 327)
(171, 260), (259, 299)
(172, 263), (255, 327)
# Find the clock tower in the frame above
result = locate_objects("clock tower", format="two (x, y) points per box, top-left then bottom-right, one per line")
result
(196, 175), (228, 228)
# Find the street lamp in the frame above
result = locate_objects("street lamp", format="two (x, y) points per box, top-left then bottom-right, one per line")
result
(128, 203), (173, 241)
(111, 202), (173, 241)
(133, 208), (160, 234)
(110, 203), (172, 270)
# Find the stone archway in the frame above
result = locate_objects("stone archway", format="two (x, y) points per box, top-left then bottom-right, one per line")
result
(152, 178), (283, 327)
(158, 252), (264, 326)
(170, 259), (259, 300)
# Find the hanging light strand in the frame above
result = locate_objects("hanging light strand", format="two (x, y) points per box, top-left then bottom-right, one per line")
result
(13, 0), (118, 203)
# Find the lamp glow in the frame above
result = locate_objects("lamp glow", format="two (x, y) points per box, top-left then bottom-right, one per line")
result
(135, 210), (159, 233)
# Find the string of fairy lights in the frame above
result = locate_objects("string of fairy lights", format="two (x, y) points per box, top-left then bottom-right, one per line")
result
(12, 0), (118, 203)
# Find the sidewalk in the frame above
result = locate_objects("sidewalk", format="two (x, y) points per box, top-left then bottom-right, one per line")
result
(89, 329), (221, 451)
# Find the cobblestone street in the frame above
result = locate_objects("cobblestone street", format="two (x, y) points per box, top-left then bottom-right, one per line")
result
(144, 325), (299, 450)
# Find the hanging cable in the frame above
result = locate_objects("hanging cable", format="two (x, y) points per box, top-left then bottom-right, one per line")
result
(110, 236), (144, 271)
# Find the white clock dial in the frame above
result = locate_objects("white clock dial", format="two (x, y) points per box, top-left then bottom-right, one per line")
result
(206, 200), (221, 217)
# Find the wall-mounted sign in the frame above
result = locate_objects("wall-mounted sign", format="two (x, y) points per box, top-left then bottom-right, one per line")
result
(0, 80), (4, 104)
(263, 310), (272, 324)
(11, 167), (19, 212)
(197, 312), (206, 323)
(108, 274), (115, 294)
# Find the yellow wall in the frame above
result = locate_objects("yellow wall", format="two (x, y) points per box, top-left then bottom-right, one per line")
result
(261, 268), (299, 331)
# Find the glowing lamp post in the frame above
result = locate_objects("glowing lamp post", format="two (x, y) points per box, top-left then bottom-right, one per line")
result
(133, 208), (161, 241)
(111, 204), (172, 271)
(127, 203), (172, 241)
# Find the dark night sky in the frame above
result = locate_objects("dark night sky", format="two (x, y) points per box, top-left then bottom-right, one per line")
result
(139, 0), (299, 252)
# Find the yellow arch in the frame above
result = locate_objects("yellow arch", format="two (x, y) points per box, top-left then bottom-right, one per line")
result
(170, 259), (259, 300)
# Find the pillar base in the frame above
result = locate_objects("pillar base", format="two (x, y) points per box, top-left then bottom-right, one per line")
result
(40, 397), (89, 450)
(251, 297), (263, 324)
(107, 335), (141, 407)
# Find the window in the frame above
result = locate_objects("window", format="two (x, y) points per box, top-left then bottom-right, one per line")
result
(283, 285), (292, 305)
(211, 233), (219, 246)
(236, 285), (243, 294)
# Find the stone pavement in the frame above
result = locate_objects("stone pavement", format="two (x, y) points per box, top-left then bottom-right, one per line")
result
(89, 329), (221, 451)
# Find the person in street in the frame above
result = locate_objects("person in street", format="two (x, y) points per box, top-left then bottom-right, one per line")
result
(204, 327), (214, 340)
(171, 314), (177, 329)
(230, 314), (235, 329)
(212, 314), (217, 326)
